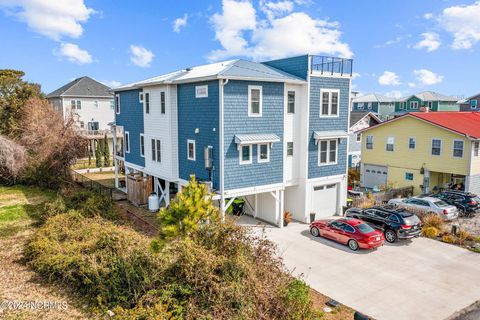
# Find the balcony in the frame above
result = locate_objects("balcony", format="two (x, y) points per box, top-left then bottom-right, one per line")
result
(77, 128), (123, 139)
(310, 56), (353, 77)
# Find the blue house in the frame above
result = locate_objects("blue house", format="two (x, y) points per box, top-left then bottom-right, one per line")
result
(352, 93), (396, 121)
(113, 55), (353, 227)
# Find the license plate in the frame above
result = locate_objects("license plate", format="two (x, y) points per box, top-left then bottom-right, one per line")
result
(375, 236), (380, 241)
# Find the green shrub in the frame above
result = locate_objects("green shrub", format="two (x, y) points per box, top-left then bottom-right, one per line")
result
(283, 279), (320, 320)
(422, 226), (439, 239)
(25, 213), (166, 308)
(421, 214), (444, 230)
(442, 234), (455, 244)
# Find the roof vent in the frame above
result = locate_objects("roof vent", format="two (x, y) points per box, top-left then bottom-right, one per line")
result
(186, 67), (193, 71)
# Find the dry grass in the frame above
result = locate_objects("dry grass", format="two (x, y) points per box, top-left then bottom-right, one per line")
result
(309, 289), (357, 319)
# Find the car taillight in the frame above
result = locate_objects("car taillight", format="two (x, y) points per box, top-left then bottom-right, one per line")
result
(443, 209), (448, 215)
(468, 201), (477, 205)
(401, 225), (411, 229)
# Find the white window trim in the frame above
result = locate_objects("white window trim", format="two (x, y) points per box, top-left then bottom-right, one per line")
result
(144, 92), (150, 114)
(320, 89), (340, 118)
(287, 142), (294, 156)
(410, 101), (419, 109)
(452, 139), (464, 158)
(248, 85), (262, 117)
(187, 139), (196, 161)
(140, 134), (145, 157)
(115, 94), (120, 114)
(257, 143), (270, 163)
(386, 137), (395, 152)
(287, 91), (295, 114)
(358, 103), (364, 110)
(408, 137), (416, 150)
(474, 141), (479, 157)
(356, 133), (362, 142)
(125, 131), (130, 153)
(195, 85), (208, 98)
(239, 144), (253, 165)
(160, 91), (166, 114)
(366, 135), (374, 150)
(427, 101), (433, 109)
(317, 139), (338, 166)
(139, 92), (143, 103)
(431, 138), (442, 156)
(367, 102), (372, 110)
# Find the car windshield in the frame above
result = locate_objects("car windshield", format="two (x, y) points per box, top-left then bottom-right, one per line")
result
(433, 200), (449, 208)
(356, 223), (375, 234)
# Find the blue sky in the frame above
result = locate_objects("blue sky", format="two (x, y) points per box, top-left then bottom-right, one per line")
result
(1, 0), (479, 98)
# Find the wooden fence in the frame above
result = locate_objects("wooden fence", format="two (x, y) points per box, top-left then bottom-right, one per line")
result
(349, 186), (414, 208)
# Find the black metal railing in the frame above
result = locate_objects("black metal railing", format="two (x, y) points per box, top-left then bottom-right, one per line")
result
(311, 55), (353, 76)
(70, 169), (114, 198)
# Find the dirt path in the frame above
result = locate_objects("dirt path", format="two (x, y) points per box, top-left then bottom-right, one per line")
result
(0, 228), (97, 320)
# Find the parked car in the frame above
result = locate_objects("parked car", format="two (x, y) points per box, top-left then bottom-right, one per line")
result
(431, 190), (480, 217)
(388, 196), (458, 220)
(345, 206), (422, 243)
(309, 218), (384, 251)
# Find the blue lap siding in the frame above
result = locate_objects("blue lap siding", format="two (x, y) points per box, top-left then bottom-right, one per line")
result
(223, 80), (284, 191)
(177, 81), (220, 189)
(262, 55), (309, 80)
(114, 89), (145, 167)
(308, 76), (349, 179)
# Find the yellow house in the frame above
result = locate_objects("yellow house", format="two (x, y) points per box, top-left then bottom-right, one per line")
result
(360, 112), (480, 195)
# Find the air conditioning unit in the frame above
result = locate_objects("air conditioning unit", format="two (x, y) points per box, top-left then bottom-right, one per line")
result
(200, 181), (213, 192)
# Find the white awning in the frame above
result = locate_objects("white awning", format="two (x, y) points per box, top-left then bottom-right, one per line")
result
(313, 130), (348, 140)
(234, 133), (280, 145)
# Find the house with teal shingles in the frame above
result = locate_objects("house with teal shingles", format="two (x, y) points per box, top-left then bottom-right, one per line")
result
(392, 91), (459, 116)
(112, 55), (354, 227)
(352, 93), (395, 121)
(458, 93), (480, 112)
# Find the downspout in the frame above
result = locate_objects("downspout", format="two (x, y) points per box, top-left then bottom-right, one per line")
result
(219, 79), (228, 219)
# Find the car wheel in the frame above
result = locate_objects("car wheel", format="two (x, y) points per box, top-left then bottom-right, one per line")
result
(384, 229), (397, 243)
(310, 227), (320, 237)
(348, 239), (359, 251)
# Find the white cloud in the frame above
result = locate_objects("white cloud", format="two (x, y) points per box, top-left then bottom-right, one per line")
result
(408, 82), (416, 88)
(0, 0), (95, 40)
(260, 0), (294, 19)
(378, 71), (400, 86)
(374, 36), (402, 48)
(413, 69), (443, 85)
(129, 45), (154, 68)
(103, 80), (122, 88)
(424, 13), (433, 20)
(57, 43), (92, 64)
(173, 14), (188, 33)
(440, 1), (480, 49)
(384, 90), (403, 99)
(414, 32), (441, 52)
(351, 72), (360, 80)
(209, 0), (352, 61)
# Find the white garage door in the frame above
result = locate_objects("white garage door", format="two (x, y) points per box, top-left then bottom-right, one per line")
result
(363, 164), (388, 188)
(311, 184), (338, 218)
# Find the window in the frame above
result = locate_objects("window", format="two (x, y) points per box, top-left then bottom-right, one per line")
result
(320, 89), (339, 117)
(195, 85), (208, 98)
(187, 140), (196, 161)
(356, 133), (362, 142)
(366, 135), (374, 150)
(80, 121), (84, 129)
(318, 139), (337, 165)
(145, 93), (150, 114)
(428, 101), (433, 109)
(410, 101), (418, 109)
(139, 92), (143, 103)
(431, 139), (442, 156)
(471, 100), (478, 109)
(357, 103), (364, 110)
(240, 145), (252, 164)
(287, 142), (293, 156)
(151, 139), (161, 162)
(87, 122), (99, 130)
(405, 172), (414, 181)
(94, 100), (98, 108)
(75, 100), (81, 110)
(367, 102), (372, 110)
(248, 86), (262, 116)
(125, 131), (130, 153)
(474, 142), (479, 157)
(408, 137), (416, 150)
(287, 91), (295, 114)
(453, 140), (464, 158)
(71, 100), (75, 110)
(160, 92), (166, 114)
(386, 137), (395, 152)
(258, 143), (270, 163)
(140, 134), (145, 157)
(399, 102), (404, 110)
(115, 95), (120, 114)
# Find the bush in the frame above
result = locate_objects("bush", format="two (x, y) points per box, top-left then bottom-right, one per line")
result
(25, 212), (167, 308)
(457, 230), (472, 241)
(442, 234), (455, 244)
(422, 226), (439, 239)
(421, 214), (444, 230)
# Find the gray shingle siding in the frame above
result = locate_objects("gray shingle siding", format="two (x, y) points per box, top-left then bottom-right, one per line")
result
(262, 55), (309, 80)
(177, 81), (220, 189)
(308, 76), (349, 179)
(468, 174), (480, 195)
(223, 80), (284, 191)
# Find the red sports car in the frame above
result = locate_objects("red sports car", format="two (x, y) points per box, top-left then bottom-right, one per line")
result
(310, 218), (384, 251)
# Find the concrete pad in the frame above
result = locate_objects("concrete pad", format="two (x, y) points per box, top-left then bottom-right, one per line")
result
(235, 215), (480, 320)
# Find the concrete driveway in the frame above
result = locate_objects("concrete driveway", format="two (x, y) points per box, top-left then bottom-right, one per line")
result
(236, 216), (480, 320)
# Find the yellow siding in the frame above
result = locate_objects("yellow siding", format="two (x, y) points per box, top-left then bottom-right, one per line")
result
(470, 141), (480, 175)
(362, 116), (471, 193)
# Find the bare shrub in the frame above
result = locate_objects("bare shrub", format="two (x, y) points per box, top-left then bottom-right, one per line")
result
(0, 135), (26, 183)
(421, 214), (445, 230)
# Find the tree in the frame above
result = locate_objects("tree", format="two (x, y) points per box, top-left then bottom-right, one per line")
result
(0, 135), (27, 184)
(103, 134), (110, 167)
(0, 69), (42, 136)
(155, 177), (220, 244)
(95, 140), (102, 168)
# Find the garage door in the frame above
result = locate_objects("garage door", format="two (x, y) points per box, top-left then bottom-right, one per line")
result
(363, 164), (388, 188)
(311, 184), (338, 218)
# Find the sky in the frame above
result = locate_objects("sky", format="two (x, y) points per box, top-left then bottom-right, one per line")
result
(0, 0), (479, 98)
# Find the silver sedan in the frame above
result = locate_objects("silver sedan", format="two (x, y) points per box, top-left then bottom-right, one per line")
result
(388, 196), (459, 220)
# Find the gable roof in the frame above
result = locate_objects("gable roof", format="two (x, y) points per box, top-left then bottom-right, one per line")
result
(458, 92), (480, 104)
(114, 59), (306, 91)
(361, 112), (480, 139)
(397, 91), (458, 102)
(352, 93), (395, 103)
(350, 111), (381, 127)
(46, 76), (112, 98)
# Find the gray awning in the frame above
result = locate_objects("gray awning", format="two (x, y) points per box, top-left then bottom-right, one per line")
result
(313, 130), (348, 140)
(234, 133), (280, 145)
